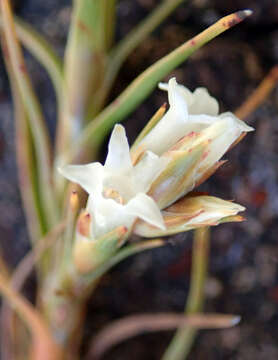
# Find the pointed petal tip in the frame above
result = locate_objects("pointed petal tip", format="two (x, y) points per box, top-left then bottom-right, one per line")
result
(158, 82), (168, 91)
(57, 164), (69, 177)
(169, 77), (177, 87)
(113, 123), (125, 134)
(242, 123), (254, 132)
(159, 77), (177, 91)
(56, 164), (79, 181)
(149, 213), (166, 231)
(236, 204), (246, 212)
(105, 123), (132, 171)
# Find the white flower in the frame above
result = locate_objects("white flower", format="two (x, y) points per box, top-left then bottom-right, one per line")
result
(137, 77), (253, 156)
(59, 124), (166, 239)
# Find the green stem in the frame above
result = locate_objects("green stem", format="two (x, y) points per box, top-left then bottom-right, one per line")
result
(92, 0), (186, 113)
(55, 0), (111, 164)
(112, 0), (185, 67)
(101, 0), (116, 52)
(162, 227), (210, 360)
(0, 16), (63, 103)
(0, 0), (59, 231)
(84, 238), (166, 285)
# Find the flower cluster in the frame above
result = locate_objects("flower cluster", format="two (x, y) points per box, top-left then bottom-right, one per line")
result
(59, 78), (253, 273)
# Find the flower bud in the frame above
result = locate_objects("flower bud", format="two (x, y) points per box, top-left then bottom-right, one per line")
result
(134, 195), (245, 238)
(73, 226), (128, 274)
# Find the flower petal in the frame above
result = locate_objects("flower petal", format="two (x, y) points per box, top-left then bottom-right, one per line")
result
(188, 114), (219, 127)
(159, 80), (194, 108)
(167, 77), (189, 112)
(126, 193), (165, 230)
(87, 194), (135, 239)
(133, 151), (168, 193)
(58, 163), (103, 194)
(138, 78), (189, 155)
(219, 112), (254, 132)
(105, 124), (133, 172)
(177, 115), (253, 180)
(159, 82), (219, 116)
(196, 116), (252, 174)
(190, 88), (219, 116)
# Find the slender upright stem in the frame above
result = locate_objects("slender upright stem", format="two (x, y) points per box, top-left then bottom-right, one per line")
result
(93, 0), (186, 113)
(162, 227), (210, 360)
(0, 0), (59, 231)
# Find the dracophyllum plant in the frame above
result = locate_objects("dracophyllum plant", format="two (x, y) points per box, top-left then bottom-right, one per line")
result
(0, 1), (254, 358)
(59, 78), (253, 275)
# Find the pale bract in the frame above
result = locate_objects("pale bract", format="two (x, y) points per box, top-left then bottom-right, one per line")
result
(59, 124), (166, 240)
(134, 195), (246, 237)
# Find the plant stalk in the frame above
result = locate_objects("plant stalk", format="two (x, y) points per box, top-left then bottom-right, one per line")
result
(92, 0), (186, 114)
(162, 227), (210, 360)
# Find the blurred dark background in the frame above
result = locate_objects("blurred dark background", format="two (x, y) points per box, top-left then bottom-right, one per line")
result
(1, 0), (278, 359)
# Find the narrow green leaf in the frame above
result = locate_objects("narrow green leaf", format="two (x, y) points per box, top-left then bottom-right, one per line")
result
(84, 239), (166, 285)
(55, 0), (115, 161)
(101, 0), (116, 52)
(111, 0), (186, 71)
(0, 0), (58, 230)
(93, 0), (186, 112)
(12, 77), (47, 241)
(0, 16), (63, 104)
(12, 17), (63, 104)
(0, 36), (46, 243)
(71, 10), (252, 162)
